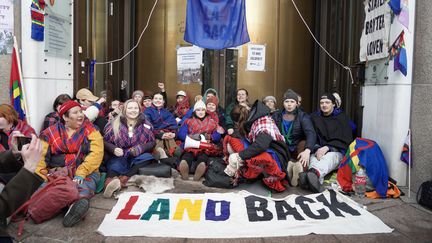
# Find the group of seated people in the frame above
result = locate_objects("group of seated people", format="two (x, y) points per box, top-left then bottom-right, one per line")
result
(0, 82), (354, 239)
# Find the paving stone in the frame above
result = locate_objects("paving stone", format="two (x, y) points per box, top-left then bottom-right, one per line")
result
(188, 238), (263, 243)
(334, 230), (411, 243)
(105, 237), (185, 243)
(373, 204), (432, 242)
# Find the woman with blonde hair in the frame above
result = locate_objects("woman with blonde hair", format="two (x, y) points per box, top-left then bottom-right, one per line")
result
(103, 99), (156, 197)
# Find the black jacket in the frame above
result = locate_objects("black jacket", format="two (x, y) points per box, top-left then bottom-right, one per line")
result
(272, 108), (316, 151)
(311, 110), (353, 152)
(0, 151), (43, 238)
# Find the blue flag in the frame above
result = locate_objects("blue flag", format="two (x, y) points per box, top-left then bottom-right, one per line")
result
(184, 0), (250, 50)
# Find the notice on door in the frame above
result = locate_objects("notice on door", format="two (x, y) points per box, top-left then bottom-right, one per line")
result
(246, 44), (265, 72)
(177, 46), (203, 84)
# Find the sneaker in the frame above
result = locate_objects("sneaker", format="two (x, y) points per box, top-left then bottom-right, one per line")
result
(291, 162), (303, 187)
(103, 178), (121, 198)
(193, 162), (206, 181)
(307, 170), (321, 193)
(63, 198), (90, 227)
(178, 160), (189, 180)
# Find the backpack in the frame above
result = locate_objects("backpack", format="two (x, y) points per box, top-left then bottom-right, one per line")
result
(11, 174), (79, 236)
(203, 158), (234, 189)
(417, 180), (432, 210)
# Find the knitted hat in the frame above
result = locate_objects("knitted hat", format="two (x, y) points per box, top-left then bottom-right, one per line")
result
(206, 96), (219, 107)
(143, 94), (152, 100)
(132, 90), (144, 98)
(76, 88), (99, 102)
(176, 90), (187, 97)
(320, 93), (336, 104)
(263, 96), (276, 104)
(194, 100), (206, 111)
(283, 89), (299, 103)
(58, 100), (81, 118)
(333, 92), (342, 108)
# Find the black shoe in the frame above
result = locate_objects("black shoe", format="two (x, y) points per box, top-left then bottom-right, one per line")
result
(306, 171), (321, 193)
(298, 172), (309, 190)
(63, 198), (90, 227)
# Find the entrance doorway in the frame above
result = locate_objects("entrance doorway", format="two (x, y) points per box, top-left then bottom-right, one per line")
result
(202, 49), (238, 108)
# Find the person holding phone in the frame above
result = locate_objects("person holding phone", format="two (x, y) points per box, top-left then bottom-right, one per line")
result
(0, 104), (36, 184)
(35, 100), (104, 227)
(0, 134), (43, 242)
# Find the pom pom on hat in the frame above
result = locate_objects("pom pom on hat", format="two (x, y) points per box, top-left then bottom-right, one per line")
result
(193, 100), (206, 111)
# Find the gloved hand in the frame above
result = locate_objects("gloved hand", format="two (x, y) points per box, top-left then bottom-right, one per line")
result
(73, 176), (84, 184)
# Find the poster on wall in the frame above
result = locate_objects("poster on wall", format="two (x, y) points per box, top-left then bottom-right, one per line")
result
(0, 0), (13, 55)
(246, 44), (266, 71)
(177, 45), (203, 84)
(359, 0), (391, 62)
(45, 7), (72, 59)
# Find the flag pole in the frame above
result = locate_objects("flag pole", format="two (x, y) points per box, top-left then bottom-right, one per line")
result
(13, 36), (30, 126)
(408, 128), (411, 198)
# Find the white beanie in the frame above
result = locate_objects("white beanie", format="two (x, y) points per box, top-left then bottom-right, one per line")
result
(193, 100), (206, 111)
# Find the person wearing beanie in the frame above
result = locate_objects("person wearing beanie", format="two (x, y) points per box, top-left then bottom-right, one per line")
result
(272, 89), (316, 187)
(206, 96), (225, 134)
(132, 90), (145, 106)
(263, 96), (277, 114)
(298, 92), (353, 193)
(36, 100), (104, 227)
(204, 88), (226, 122)
(177, 99), (222, 181)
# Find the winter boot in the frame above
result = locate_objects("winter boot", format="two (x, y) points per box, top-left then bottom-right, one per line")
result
(193, 162), (206, 181)
(178, 160), (189, 180)
(103, 177), (121, 198)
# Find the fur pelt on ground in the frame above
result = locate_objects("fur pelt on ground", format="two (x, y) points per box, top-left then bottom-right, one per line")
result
(127, 175), (175, 194)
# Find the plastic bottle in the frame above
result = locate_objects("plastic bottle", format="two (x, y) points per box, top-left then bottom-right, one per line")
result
(355, 168), (367, 198)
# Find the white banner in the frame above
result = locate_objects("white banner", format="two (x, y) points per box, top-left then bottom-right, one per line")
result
(98, 190), (393, 238)
(359, 0), (391, 61)
(0, 0), (14, 54)
(247, 44), (266, 71)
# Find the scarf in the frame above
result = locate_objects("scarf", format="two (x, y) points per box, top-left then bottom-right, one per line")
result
(248, 116), (284, 143)
(40, 120), (96, 175)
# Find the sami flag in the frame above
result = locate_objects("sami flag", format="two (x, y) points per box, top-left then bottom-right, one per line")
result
(337, 138), (389, 198)
(10, 43), (26, 121)
(184, 0), (250, 50)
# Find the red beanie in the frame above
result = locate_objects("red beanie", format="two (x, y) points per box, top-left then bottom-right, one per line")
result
(206, 96), (219, 107)
(58, 100), (81, 118)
